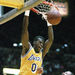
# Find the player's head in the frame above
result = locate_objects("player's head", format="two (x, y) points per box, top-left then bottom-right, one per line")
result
(33, 36), (45, 52)
(62, 71), (73, 75)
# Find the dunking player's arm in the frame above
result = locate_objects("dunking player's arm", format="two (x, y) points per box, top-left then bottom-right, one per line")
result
(21, 11), (30, 56)
(42, 21), (54, 59)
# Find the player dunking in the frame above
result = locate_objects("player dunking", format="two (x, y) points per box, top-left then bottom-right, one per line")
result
(19, 10), (54, 75)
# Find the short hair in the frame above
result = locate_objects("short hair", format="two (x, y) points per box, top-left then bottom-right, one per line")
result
(63, 71), (74, 75)
(33, 36), (45, 42)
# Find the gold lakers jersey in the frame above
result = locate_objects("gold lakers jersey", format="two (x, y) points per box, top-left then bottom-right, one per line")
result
(19, 45), (43, 75)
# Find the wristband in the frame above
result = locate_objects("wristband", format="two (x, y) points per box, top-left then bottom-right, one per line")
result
(47, 20), (52, 26)
(24, 10), (30, 16)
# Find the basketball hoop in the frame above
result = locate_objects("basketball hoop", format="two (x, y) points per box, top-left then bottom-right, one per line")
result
(31, 1), (62, 25)
(0, 0), (45, 24)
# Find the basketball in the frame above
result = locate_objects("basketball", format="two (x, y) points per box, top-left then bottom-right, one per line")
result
(46, 6), (62, 25)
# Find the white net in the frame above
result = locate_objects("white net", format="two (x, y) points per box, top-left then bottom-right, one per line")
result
(31, 1), (53, 14)
(34, 2), (51, 13)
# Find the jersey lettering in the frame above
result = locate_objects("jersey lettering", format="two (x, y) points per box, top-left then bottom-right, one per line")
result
(28, 54), (41, 61)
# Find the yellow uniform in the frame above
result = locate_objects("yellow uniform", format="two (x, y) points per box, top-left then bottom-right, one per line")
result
(19, 45), (43, 75)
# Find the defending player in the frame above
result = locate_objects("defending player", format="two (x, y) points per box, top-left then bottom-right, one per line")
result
(19, 10), (54, 75)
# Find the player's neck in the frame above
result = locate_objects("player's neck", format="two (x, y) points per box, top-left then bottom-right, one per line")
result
(34, 47), (40, 53)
